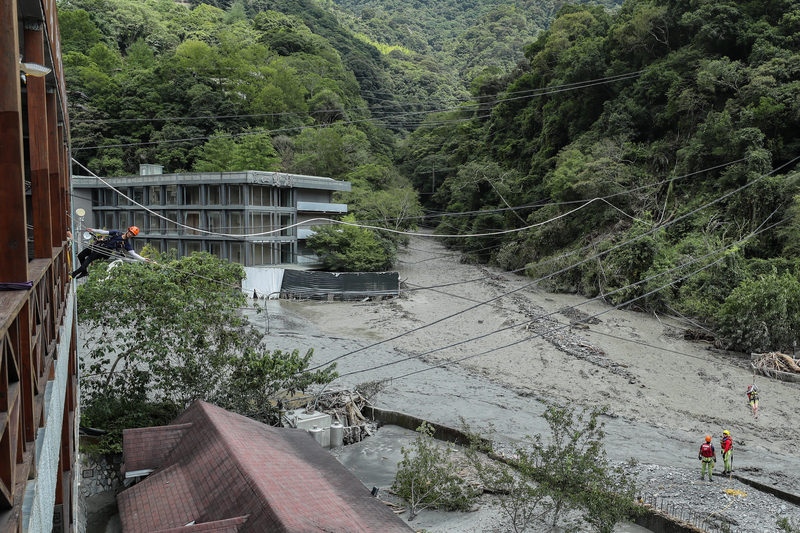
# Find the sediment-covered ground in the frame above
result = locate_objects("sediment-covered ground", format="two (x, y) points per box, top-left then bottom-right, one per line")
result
(256, 235), (800, 532)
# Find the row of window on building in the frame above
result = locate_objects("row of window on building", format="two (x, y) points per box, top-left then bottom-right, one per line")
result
(92, 184), (294, 208)
(93, 210), (295, 237)
(124, 239), (297, 266)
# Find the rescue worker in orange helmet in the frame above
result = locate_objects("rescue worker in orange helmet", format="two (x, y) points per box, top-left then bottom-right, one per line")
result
(698, 435), (716, 482)
(71, 226), (150, 279)
(721, 430), (733, 475)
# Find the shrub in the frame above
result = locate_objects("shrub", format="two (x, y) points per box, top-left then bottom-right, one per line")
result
(715, 269), (800, 353)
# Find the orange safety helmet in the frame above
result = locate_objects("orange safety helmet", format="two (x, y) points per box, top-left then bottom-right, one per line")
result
(705, 435), (712, 442)
(127, 226), (140, 236)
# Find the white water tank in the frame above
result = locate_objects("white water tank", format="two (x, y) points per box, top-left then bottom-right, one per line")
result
(287, 410), (331, 447)
(330, 420), (344, 448)
(309, 425), (324, 446)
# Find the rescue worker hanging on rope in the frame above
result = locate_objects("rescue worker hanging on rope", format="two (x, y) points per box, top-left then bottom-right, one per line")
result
(721, 430), (733, 475)
(746, 383), (759, 419)
(71, 226), (152, 279)
(698, 435), (716, 482)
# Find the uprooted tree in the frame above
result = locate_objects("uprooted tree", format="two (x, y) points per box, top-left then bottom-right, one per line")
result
(392, 422), (480, 520)
(465, 403), (640, 533)
(76, 252), (337, 452)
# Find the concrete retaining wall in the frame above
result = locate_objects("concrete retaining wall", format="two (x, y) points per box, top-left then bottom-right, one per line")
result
(634, 507), (707, 533)
(363, 405), (491, 448)
(732, 474), (800, 505)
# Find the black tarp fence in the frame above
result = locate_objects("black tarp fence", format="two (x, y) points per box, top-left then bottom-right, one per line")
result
(281, 270), (399, 300)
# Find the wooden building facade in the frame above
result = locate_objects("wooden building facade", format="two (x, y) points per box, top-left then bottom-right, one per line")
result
(1, 0), (78, 530)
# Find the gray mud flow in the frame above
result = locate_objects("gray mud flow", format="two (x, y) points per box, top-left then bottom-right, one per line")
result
(244, 298), (800, 494)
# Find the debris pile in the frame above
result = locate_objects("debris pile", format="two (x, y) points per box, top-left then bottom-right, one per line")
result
(314, 390), (378, 444)
(751, 352), (800, 378)
(512, 295), (640, 384)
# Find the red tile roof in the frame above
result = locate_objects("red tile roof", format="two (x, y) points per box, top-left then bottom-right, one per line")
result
(118, 401), (414, 533)
(148, 516), (247, 533)
(118, 464), (199, 531)
(123, 423), (193, 473)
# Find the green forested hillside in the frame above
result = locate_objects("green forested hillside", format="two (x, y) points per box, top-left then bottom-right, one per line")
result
(62, 0), (379, 175)
(61, 0), (800, 352)
(330, 0), (618, 85)
(60, 0), (424, 267)
(402, 0), (800, 352)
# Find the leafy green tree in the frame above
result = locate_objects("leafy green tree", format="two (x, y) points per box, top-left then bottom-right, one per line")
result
(307, 214), (396, 271)
(193, 129), (281, 171)
(192, 133), (238, 172)
(392, 422), (480, 520)
(77, 252), (336, 451)
(464, 429), (552, 533)
(291, 124), (371, 179)
(126, 38), (156, 69)
(532, 404), (608, 526)
(59, 9), (104, 53)
(715, 269), (800, 353)
(213, 347), (333, 421)
(344, 187), (422, 237)
(581, 461), (641, 533)
(232, 130), (282, 170)
(608, 1), (671, 66)
(340, 163), (423, 246)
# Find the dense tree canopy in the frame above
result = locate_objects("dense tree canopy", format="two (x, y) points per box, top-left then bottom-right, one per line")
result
(78, 253), (337, 451)
(61, 0), (800, 350)
(395, 0), (800, 350)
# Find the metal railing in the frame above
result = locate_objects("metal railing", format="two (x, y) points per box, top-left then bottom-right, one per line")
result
(639, 491), (731, 533)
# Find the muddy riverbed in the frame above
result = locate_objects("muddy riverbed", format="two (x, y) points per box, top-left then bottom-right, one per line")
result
(247, 235), (800, 532)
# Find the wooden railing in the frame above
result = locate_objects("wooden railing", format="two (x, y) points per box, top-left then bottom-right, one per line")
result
(2, 0), (75, 527)
(0, 245), (76, 532)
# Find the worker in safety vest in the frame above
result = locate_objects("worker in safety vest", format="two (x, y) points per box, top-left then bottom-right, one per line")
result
(698, 435), (716, 482)
(720, 430), (733, 475)
(746, 383), (759, 419)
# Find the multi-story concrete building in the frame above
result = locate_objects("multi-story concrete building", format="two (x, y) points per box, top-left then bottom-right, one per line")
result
(1, 0), (79, 530)
(72, 165), (350, 267)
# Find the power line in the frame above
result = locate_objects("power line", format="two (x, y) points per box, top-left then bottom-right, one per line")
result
(70, 70), (646, 151)
(70, 155), (746, 236)
(72, 185), (789, 392)
(335, 213), (785, 386)
(70, 155), (791, 308)
(72, 155), (754, 241)
(71, 70), (645, 126)
(304, 153), (800, 371)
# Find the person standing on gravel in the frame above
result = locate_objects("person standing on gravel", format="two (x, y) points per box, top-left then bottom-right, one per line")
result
(699, 435), (716, 482)
(721, 430), (733, 475)
(746, 383), (759, 419)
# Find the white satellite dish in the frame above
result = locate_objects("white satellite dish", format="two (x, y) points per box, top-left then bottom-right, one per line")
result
(83, 231), (93, 240)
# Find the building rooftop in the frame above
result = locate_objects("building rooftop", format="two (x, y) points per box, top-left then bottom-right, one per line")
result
(73, 170), (351, 192)
(118, 401), (413, 533)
